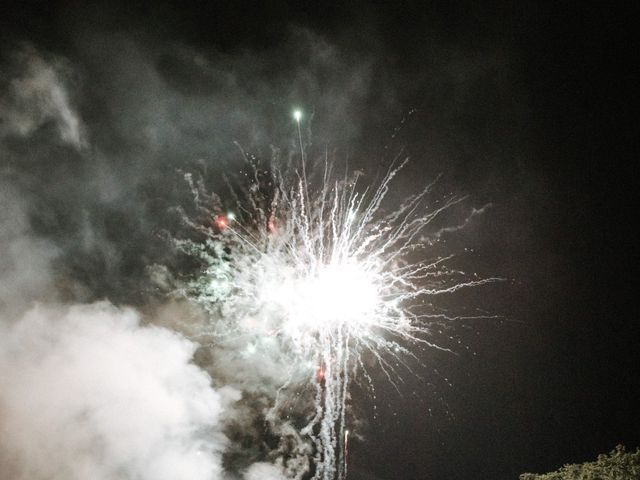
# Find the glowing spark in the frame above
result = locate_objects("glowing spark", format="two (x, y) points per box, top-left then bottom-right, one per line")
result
(293, 109), (302, 122)
(214, 214), (229, 230)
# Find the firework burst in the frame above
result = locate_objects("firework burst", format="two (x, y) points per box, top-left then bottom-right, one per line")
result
(174, 113), (500, 480)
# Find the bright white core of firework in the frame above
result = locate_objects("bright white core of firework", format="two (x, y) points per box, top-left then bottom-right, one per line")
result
(263, 260), (379, 340)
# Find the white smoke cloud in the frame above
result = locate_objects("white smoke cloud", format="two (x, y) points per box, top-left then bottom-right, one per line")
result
(0, 45), (86, 148)
(0, 183), (59, 315)
(244, 462), (288, 480)
(0, 302), (226, 480)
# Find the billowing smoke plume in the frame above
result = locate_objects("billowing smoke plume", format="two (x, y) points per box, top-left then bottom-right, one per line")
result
(0, 302), (224, 480)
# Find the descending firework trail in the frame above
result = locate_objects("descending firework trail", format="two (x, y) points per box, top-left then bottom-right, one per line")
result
(175, 114), (500, 479)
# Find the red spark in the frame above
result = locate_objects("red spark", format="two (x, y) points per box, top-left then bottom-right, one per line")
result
(214, 215), (229, 230)
(267, 215), (277, 233)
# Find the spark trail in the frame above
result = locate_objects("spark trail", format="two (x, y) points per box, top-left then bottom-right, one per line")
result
(175, 112), (500, 480)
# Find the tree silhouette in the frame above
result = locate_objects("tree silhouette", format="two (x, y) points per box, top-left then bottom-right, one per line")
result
(520, 445), (640, 480)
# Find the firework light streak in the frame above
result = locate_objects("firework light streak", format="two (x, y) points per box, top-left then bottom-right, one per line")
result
(175, 111), (501, 480)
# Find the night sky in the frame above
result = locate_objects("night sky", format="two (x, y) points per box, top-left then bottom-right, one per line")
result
(1, 2), (638, 480)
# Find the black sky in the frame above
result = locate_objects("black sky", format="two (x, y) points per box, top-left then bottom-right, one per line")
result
(1, 1), (638, 479)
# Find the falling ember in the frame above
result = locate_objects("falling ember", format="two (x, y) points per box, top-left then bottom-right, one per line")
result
(174, 114), (501, 479)
(344, 429), (350, 470)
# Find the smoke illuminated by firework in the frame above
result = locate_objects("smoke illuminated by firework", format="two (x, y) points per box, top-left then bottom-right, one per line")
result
(175, 112), (501, 480)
